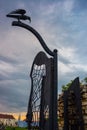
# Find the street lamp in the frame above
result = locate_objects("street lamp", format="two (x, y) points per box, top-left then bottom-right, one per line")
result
(6, 9), (58, 130)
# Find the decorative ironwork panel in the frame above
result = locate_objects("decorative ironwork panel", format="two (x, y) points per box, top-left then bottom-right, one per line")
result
(27, 51), (54, 130)
(63, 77), (84, 130)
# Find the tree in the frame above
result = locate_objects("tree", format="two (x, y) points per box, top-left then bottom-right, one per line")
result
(62, 80), (73, 92)
(83, 77), (87, 84)
(81, 77), (87, 85)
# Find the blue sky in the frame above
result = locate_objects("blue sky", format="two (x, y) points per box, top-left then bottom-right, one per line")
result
(0, 0), (87, 113)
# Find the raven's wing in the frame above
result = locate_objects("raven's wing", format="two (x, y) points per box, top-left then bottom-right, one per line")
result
(9, 9), (26, 15)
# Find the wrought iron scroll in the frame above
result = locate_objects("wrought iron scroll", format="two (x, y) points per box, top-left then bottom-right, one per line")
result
(27, 51), (54, 130)
(63, 77), (84, 130)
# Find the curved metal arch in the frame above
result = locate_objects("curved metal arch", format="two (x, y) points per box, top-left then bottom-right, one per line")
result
(12, 21), (54, 57)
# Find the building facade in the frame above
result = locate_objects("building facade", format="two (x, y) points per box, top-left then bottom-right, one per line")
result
(0, 113), (16, 126)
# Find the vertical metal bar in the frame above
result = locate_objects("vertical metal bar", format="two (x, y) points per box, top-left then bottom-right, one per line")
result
(53, 49), (58, 130)
(49, 58), (54, 130)
(39, 78), (45, 130)
(75, 79), (84, 130)
(27, 79), (33, 130)
(63, 91), (69, 130)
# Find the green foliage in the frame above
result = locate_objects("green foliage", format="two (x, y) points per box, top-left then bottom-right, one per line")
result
(6, 126), (27, 130)
(62, 85), (68, 92)
(62, 80), (73, 92)
(81, 77), (87, 85)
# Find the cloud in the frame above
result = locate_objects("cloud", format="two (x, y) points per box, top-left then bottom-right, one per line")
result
(0, 55), (19, 64)
(0, 79), (30, 112)
(16, 1), (26, 9)
(0, 0), (87, 113)
(59, 46), (76, 61)
(63, 0), (74, 14)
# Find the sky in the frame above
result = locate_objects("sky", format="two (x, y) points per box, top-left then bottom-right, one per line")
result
(0, 0), (87, 113)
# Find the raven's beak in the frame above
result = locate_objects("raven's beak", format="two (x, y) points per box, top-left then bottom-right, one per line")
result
(6, 13), (14, 18)
(6, 10), (18, 17)
(6, 13), (11, 17)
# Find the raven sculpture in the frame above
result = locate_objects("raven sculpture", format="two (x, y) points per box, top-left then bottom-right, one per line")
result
(6, 9), (31, 22)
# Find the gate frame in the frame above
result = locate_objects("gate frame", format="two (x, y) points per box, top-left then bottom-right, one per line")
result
(7, 9), (58, 130)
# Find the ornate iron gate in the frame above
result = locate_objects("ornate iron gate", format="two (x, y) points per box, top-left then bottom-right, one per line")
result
(7, 9), (58, 130)
(63, 77), (84, 130)
(26, 51), (55, 130)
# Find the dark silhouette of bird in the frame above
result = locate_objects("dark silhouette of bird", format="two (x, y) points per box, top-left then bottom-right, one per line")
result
(9, 9), (26, 15)
(6, 9), (31, 22)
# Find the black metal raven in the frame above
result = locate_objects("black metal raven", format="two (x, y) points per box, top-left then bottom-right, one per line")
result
(6, 9), (31, 22)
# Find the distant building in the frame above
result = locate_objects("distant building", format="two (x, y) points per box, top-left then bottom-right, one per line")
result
(0, 113), (16, 126)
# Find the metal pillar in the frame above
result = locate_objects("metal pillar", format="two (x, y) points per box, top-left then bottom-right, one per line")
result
(53, 49), (58, 130)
